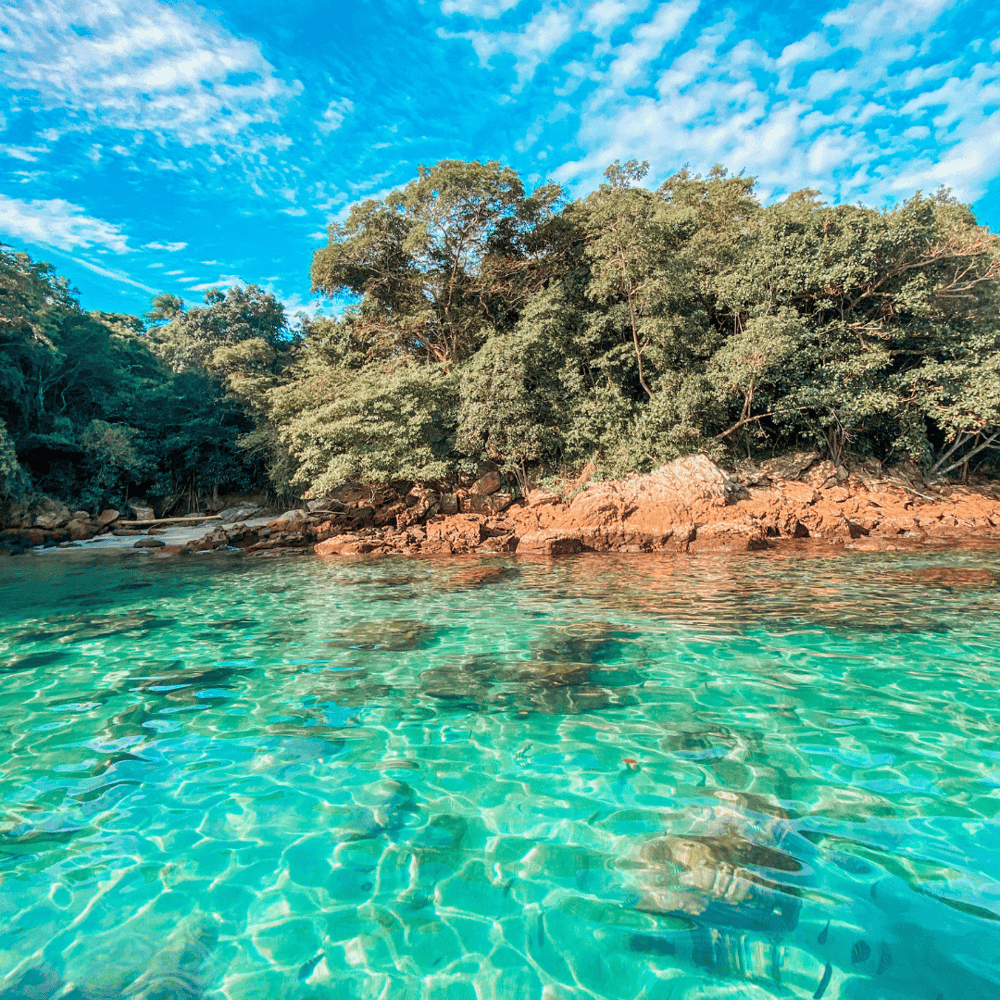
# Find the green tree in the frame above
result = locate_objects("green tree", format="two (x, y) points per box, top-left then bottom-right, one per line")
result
(146, 285), (288, 372)
(144, 292), (184, 324)
(310, 159), (563, 363)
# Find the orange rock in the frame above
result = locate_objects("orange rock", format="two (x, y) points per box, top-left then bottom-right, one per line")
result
(517, 531), (583, 555)
(688, 521), (770, 553)
(425, 515), (487, 554)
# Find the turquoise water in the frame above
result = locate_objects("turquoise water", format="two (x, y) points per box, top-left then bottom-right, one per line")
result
(1, 548), (999, 1000)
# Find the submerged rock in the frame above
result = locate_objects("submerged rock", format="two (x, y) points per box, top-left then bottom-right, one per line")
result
(439, 565), (518, 590)
(626, 796), (803, 934)
(326, 620), (437, 651)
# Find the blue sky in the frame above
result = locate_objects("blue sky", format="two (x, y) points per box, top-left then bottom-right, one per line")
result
(2, 0), (999, 320)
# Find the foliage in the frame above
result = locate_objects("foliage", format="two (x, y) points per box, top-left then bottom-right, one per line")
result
(310, 159), (564, 363)
(0, 419), (26, 500)
(268, 360), (459, 493)
(145, 285), (288, 373)
(0, 245), (286, 507)
(4, 160), (1000, 511)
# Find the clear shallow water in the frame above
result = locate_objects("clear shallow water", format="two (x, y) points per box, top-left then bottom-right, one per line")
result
(1, 548), (999, 1000)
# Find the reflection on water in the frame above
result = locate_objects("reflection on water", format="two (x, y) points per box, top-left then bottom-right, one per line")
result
(2, 548), (1000, 999)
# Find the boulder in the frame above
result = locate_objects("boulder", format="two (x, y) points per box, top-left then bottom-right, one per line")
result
(439, 493), (459, 515)
(397, 487), (440, 527)
(688, 521), (770, 553)
(470, 471), (502, 496)
(66, 518), (98, 541)
(476, 533), (518, 553)
(133, 537), (165, 549)
(224, 523), (261, 547)
(315, 534), (388, 556)
(267, 508), (312, 531)
(374, 501), (406, 527)
(642, 455), (742, 505)
(425, 515), (487, 554)
(307, 497), (346, 513)
(112, 528), (143, 536)
(96, 508), (121, 526)
(526, 490), (561, 507)
(32, 498), (72, 530)
(760, 452), (821, 482)
(188, 527), (229, 552)
(460, 493), (512, 515)
(517, 531), (583, 556)
(154, 545), (191, 558)
(130, 505), (156, 521)
(219, 505), (270, 524)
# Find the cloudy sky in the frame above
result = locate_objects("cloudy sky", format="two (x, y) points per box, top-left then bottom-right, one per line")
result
(2, 0), (999, 318)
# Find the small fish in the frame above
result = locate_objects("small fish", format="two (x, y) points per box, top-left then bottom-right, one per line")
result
(537, 913), (545, 948)
(817, 920), (829, 945)
(502, 877), (515, 897)
(298, 954), (323, 981)
(876, 943), (893, 975)
(813, 961), (833, 1000)
(851, 940), (871, 965)
(870, 881), (879, 901)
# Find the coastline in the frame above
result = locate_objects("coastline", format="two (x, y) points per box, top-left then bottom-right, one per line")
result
(210, 454), (1000, 560)
(4, 454), (1000, 562)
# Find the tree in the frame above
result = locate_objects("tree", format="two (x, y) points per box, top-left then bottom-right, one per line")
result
(144, 293), (184, 325)
(580, 160), (664, 398)
(145, 285), (288, 372)
(268, 362), (459, 492)
(310, 159), (563, 363)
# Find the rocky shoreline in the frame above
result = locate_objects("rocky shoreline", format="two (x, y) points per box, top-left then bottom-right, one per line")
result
(4, 453), (1000, 561)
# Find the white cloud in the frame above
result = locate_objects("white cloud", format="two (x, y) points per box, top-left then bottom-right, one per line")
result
(583, 0), (653, 38)
(0, 0), (302, 150)
(144, 241), (188, 252)
(0, 193), (131, 252)
(603, 0), (697, 89)
(178, 276), (202, 283)
(317, 97), (354, 134)
(0, 143), (50, 162)
(200, 260), (221, 265)
(164, 269), (184, 276)
(441, 5), (577, 90)
(280, 207), (308, 216)
(190, 275), (244, 292)
(67, 255), (158, 292)
(440, 0), (524, 15)
(776, 31), (831, 71)
(821, 0), (952, 50)
(533, 0), (1000, 207)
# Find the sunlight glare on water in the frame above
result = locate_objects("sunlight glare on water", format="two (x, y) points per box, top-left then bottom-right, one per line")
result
(1, 548), (999, 1000)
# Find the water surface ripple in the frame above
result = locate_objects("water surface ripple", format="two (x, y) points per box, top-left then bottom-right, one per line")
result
(1, 549), (999, 999)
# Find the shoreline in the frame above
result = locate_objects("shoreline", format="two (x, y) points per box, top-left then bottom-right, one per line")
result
(4, 455), (1000, 563)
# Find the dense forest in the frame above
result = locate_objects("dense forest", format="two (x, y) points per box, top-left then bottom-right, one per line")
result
(2, 158), (999, 514)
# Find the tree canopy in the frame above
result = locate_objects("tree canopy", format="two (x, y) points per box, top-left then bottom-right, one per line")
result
(3, 158), (999, 511)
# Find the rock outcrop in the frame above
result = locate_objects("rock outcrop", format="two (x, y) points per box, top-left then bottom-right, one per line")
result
(300, 454), (1000, 559)
(6, 454), (1000, 559)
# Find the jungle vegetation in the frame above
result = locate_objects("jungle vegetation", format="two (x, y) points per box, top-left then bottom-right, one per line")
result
(2, 158), (999, 510)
